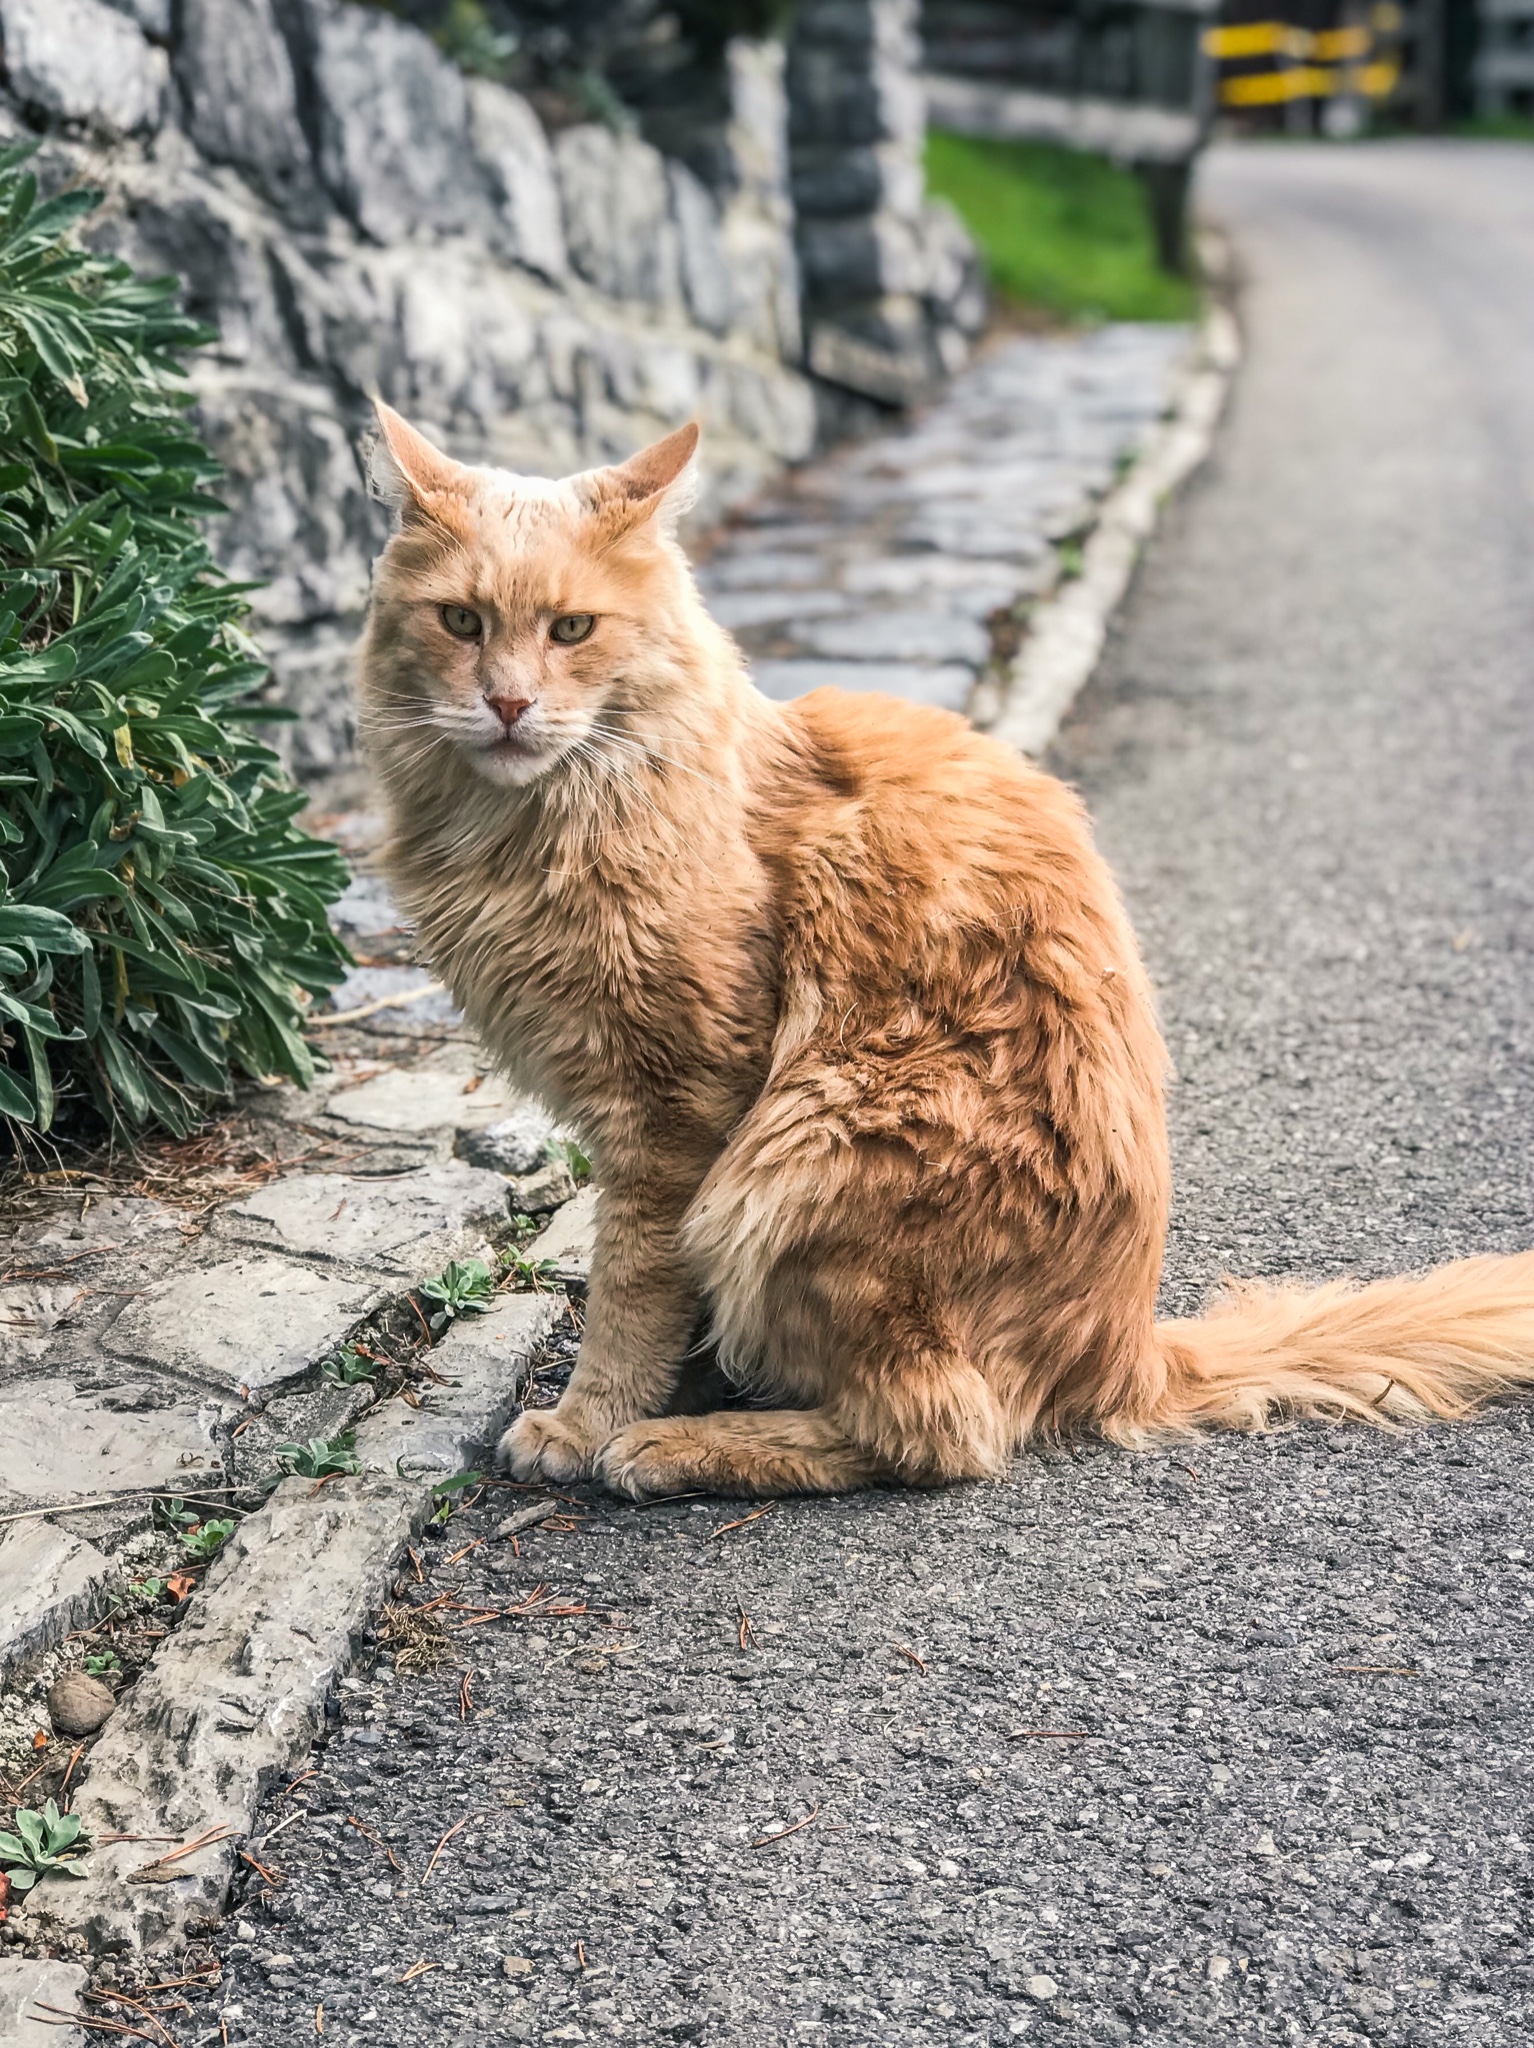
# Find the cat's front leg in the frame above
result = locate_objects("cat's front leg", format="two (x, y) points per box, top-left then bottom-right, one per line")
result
(499, 1184), (700, 1482)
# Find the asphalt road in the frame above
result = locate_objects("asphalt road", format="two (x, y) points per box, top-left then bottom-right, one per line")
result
(201, 145), (1534, 2048)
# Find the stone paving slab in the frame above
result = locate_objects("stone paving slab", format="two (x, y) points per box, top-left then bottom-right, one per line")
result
(101, 1255), (389, 1398)
(0, 1379), (223, 1503)
(27, 1288), (562, 1955)
(0, 1522), (116, 1679)
(216, 1163), (510, 1275)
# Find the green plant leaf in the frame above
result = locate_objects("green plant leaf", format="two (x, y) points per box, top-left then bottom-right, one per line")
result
(0, 148), (350, 1140)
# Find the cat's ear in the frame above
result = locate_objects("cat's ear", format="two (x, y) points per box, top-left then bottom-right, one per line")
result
(578, 421), (701, 536)
(369, 402), (472, 525)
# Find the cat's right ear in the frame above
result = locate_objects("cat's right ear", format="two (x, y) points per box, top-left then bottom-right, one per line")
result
(368, 403), (469, 526)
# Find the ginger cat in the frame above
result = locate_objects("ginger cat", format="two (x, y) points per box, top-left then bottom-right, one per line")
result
(358, 409), (1534, 1500)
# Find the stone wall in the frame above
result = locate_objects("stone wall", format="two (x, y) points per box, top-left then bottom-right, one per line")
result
(790, 0), (985, 409)
(0, 0), (980, 777)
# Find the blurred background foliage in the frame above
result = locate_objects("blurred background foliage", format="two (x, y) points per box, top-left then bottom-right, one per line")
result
(925, 132), (1199, 322)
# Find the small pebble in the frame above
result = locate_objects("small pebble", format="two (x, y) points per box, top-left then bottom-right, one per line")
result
(46, 1672), (116, 1737)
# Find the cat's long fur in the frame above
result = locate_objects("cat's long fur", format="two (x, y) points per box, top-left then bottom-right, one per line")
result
(357, 408), (1534, 1499)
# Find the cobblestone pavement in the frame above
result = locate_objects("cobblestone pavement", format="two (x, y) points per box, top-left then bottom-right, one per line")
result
(700, 324), (1189, 721)
(157, 144), (1534, 2048)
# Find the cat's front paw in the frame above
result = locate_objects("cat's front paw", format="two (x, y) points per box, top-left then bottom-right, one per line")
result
(596, 1419), (697, 1502)
(499, 1407), (606, 1483)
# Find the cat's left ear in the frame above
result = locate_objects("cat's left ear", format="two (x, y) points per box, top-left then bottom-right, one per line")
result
(579, 421), (701, 536)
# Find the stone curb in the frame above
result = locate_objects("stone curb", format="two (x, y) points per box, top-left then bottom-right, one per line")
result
(23, 1285), (565, 1956)
(988, 289), (1242, 758)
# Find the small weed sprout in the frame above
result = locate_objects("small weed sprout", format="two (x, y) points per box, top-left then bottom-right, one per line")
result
(84, 1650), (121, 1676)
(178, 1517), (236, 1562)
(551, 1136), (592, 1183)
(274, 1432), (361, 1481)
(502, 1246), (558, 1292)
(323, 1343), (384, 1386)
(418, 1257), (496, 1333)
(429, 1469), (483, 1525)
(0, 1801), (89, 1891)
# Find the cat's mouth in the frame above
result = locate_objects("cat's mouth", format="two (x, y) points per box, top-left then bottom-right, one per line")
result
(466, 726), (559, 786)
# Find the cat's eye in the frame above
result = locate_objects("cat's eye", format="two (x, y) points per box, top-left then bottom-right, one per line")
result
(440, 604), (482, 639)
(550, 613), (596, 645)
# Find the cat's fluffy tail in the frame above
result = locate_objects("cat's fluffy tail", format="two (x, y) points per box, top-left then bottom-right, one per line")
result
(1140, 1250), (1534, 1436)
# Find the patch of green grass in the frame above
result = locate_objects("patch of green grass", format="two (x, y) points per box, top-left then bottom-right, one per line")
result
(924, 132), (1197, 324)
(1454, 114), (1534, 142)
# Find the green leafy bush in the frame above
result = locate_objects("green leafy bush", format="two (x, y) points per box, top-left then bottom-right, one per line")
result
(0, 146), (348, 1140)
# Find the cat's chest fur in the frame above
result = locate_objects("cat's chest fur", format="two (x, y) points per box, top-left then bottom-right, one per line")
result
(386, 809), (778, 1160)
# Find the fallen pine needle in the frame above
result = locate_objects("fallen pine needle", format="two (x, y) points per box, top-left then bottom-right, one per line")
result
(443, 1536), (485, 1567)
(130, 1824), (238, 1878)
(1335, 1664), (1418, 1676)
(576, 1940), (587, 1970)
(238, 1849), (282, 1886)
(711, 1505), (775, 1541)
(32, 2007), (162, 2044)
(894, 1645), (927, 1674)
(1009, 1728), (1090, 1741)
(737, 1601), (758, 1651)
(82, 1991), (180, 2048)
(315, 2003), (324, 2035)
(421, 1812), (478, 1887)
(459, 1669), (475, 1721)
(752, 1801), (822, 1848)
(346, 1814), (403, 1873)
(397, 1960), (438, 1985)
(57, 1741), (86, 1808)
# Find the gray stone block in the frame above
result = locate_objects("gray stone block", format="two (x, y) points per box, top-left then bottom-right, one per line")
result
(791, 142), (923, 220)
(456, 1105), (557, 1176)
(217, 1164), (507, 1274)
(103, 0), (168, 33)
(173, 0), (318, 216)
(0, 1960), (89, 2046)
(0, 1521), (116, 1681)
(466, 77), (567, 282)
(311, 4), (485, 243)
(0, 0), (168, 134)
(751, 656), (976, 712)
(798, 214), (928, 302)
(0, 1379), (223, 1501)
(669, 160), (733, 336)
(708, 587), (852, 632)
(792, 0), (921, 57)
(102, 1257), (382, 1394)
(787, 45), (924, 149)
(554, 124), (682, 310)
(524, 1185), (599, 1289)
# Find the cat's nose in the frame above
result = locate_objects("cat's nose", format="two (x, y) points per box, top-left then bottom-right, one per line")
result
(486, 690), (533, 729)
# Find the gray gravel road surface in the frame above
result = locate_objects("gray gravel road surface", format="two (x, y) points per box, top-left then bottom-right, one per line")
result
(196, 144), (1534, 2048)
